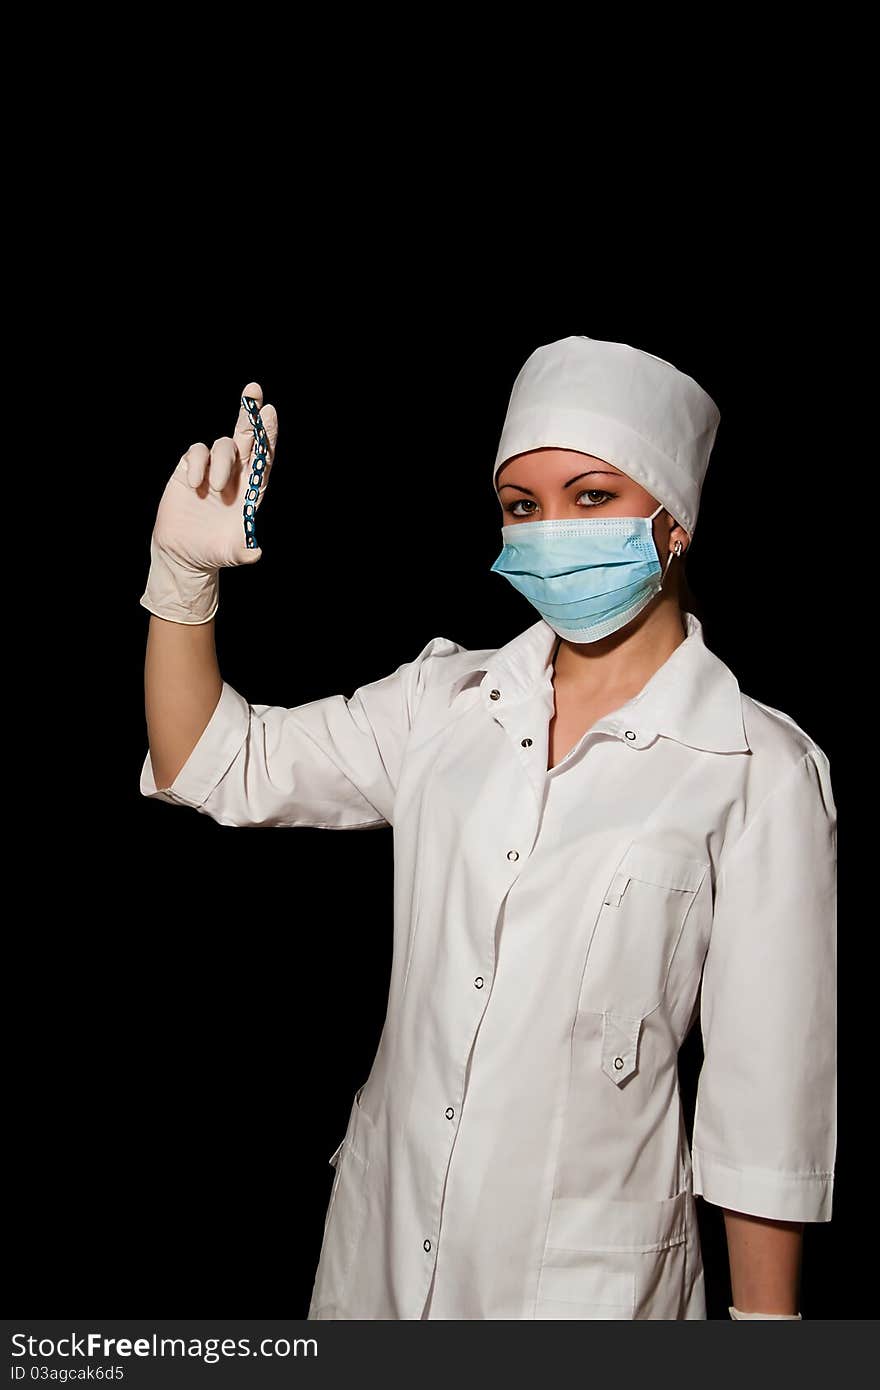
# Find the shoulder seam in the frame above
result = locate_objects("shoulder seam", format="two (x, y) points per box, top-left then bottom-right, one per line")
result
(717, 750), (816, 881)
(742, 693), (828, 760)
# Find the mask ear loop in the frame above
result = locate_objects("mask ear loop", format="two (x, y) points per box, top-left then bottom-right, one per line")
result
(660, 546), (679, 585)
(648, 502), (684, 590)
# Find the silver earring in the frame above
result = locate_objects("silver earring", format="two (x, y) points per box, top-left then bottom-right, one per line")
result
(673, 541), (683, 559)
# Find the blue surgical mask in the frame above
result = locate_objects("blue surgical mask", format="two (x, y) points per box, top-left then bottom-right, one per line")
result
(490, 501), (675, 643)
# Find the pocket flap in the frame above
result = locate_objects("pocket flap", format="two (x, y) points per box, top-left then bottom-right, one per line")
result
(611, 843), (709, 898)
(545, 1188), (689, 1253)
(601, 1010), (642, 1084)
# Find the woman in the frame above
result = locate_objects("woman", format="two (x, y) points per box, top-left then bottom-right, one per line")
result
(139, 335), (836, 1320)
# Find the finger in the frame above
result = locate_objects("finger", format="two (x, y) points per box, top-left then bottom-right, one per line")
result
(232, 380), (263, 467)
(207, 436), (238, 492)
(239, 393), (275, 479)
(182, 441), (210, 488)
(238, 394), (275, 520)
(259, 403), (278, 465)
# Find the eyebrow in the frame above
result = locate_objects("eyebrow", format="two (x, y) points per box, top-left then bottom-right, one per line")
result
(496, 470), (622, 496)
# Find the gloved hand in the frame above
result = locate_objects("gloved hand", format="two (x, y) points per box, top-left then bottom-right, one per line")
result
(139, 381), (279, 624)
(729, 1306), (802, 1319)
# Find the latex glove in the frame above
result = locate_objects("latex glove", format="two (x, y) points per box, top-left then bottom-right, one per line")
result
(139, 381), (278, 624)
(729, 1306), (802, 1319)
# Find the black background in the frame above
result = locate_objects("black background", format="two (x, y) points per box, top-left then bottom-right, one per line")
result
(11, 260), (854, 1319)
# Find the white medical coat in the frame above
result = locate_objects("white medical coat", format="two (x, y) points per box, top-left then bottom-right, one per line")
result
(139, 611), (837, 1320)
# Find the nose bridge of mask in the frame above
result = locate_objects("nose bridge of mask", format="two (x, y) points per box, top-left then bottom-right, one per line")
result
(508, 499), (670, 570)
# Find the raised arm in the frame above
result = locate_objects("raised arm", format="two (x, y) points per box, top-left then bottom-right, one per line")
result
(138, 381), (468, 830)
(139, 634), (465, 829)
(139, 379), (277, 786)
(145, 615), (223, 789)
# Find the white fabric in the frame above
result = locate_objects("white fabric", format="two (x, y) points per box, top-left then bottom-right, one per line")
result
(139, 613), (837, 1320)
(493, 335), (721, 541)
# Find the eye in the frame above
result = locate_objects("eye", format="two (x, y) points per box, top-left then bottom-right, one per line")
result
(502, 489), (616, 519)
(504, 498), (538, 518)
(576, 489), (616, 508)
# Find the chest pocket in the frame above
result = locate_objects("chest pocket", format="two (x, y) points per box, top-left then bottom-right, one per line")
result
(578, 842), (710, 1020)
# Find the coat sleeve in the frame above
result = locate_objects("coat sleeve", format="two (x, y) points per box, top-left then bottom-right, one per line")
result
(691, 747), (837, 1223)
(138, 635), (464, 830)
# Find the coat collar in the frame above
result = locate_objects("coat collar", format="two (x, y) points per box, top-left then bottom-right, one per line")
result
(447, 611), (751, 754)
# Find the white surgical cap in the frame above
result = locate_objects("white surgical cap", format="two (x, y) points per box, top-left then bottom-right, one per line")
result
(492, 335), (721, 541)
